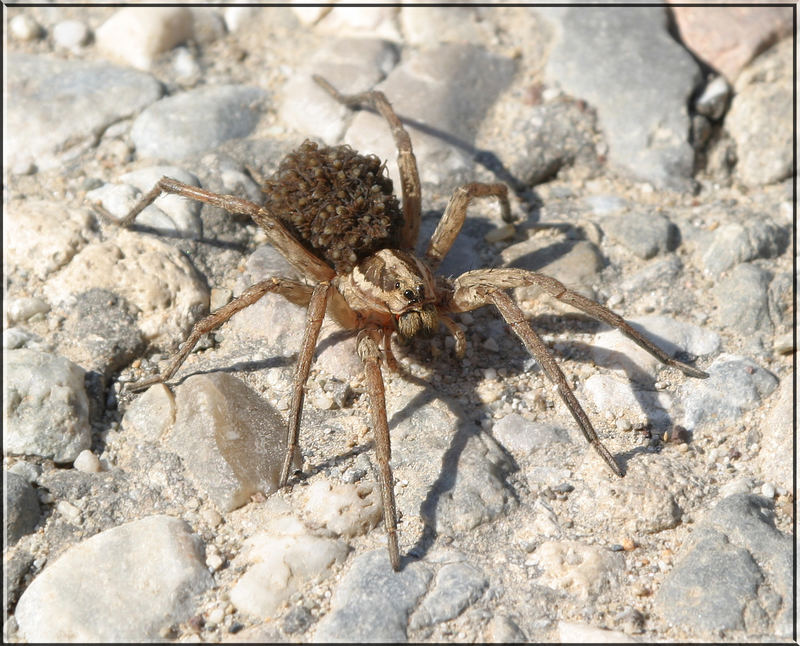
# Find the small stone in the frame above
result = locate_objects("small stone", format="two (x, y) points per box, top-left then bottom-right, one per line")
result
(56, 500), (83, 525)
(299, 478), (382, 538)
(73, 450), (102, 473)
(168, 373), (298, 512)
(761, 482), (776, 499)
(5, 349), (91, 462)
(5, 472), (42, 545)
(53, 20), (91, 51)
(10, 14), (43, 41)
(96, 7), (194, 70)
(14, 516), (214, 642)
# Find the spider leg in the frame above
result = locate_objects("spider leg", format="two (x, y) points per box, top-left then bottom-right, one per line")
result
(450, 269), (708, 379)
(446, 280), (624, 478)
(425, 183), (511, 270)
(104, 176), (336, 283)
(312, 75), (421, 251)
(439, 314), (466, 358)
(279, 282), (332, 487)
(128, 277), (315, 392)
(383, 331), (399, 373)
(357, 328), (401, 570)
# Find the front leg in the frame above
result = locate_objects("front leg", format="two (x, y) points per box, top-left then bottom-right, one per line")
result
(357, 328), (401, 570)
(445, 277), (624, 478)
(449, 269), (708, 379)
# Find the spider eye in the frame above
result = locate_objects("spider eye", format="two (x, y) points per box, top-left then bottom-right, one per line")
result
(395, 281), (401, 289)
(403, 289), (416, 301)
(417, 284), (425, 297)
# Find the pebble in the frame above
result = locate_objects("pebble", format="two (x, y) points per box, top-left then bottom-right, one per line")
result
(540, 6), (701, 190)
(5, 54), (163, 172)
(677, 353), (778, 431)
(530, 540), (625, 601)
(558, 620), (639, 643)
(14, 516), (214, 642)
(5, 349), (91, 462)
(671, 6), (792, 81)
(96, 7), (194, 70)
(230, 511), (349, 619)
(89, 166), (204, 238)
(410, 561), (488, 628)
(590, 315), (719, 381)
(694, 75), (732, 121)
(73, 449), (102, 473)
(712, 263), (773, 336)
(699, 216), (788, 277)
(5, 297), (50, 325)
(43, 228), (209, 349)
(344, 43), (516, 190)
(755, 378), (792, 493)
(299, 478), (382, 538)
(726, 38), (793, 187)
(9, 13), (43, 41)
(655, 494), (792, 637)
(492, 413), (570, 454)
(5, 200), (93, 281)
(313, 550), (433, 642)
(53, 20), (91, 51)
(166, 373), (296, 512)
(131, 85), (268, 162)
(5, 473), (42, 545)
(599, 210), (678, 259)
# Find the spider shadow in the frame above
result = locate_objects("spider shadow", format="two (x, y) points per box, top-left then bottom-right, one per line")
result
(382, 342), (521, 567)
(113, 221), (248, 252)
(144, 353), (295, 390)
(352, 105), (541, 213)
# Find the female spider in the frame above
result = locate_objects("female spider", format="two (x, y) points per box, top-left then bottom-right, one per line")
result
(117, 76), (708, 571)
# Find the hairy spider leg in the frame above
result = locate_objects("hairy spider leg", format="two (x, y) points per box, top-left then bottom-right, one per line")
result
(127, 277), (314, 392)
(358, 328), (401, 570)
(280, 282), (331, 487)
(425, 182), (512, 269)
(313, 75), (422, 251)
(102, 176), (336, 283)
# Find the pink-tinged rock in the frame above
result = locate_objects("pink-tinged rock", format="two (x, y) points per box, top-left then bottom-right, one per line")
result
(669, 5), (793, 81)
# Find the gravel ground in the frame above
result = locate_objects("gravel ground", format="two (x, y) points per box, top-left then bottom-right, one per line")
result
(3, 5), (795, 644)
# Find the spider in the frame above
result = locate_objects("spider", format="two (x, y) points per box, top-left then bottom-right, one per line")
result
(110, 75), (708, 571)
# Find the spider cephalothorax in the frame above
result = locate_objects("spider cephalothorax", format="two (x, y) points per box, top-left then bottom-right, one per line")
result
(112, 75), (708, 572)
(346, 248), (439, 339)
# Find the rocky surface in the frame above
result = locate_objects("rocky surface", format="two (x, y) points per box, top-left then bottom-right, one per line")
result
(4, 5), (794, 644)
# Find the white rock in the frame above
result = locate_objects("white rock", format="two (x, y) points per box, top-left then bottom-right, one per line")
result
(5, 200), (92, 280)
(10, 14), (43, 41)
(230, 513), (349, 618)
(87, 165), (203, 239)
(14, 516), (213, 642)
(299, 478), (382, 539)
(558, 620), (639, 643)
(590, 315), (718, 379)
(53, 20), (90, 51)
(584, 373), (673, 428)
(43, 229), (208, 348)
(530, 540), (624, 601)
(73, 449), (102, 473)
(96, 7), (194, 70)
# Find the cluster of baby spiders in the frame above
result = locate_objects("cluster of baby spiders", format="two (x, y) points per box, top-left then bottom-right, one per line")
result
(107, 75), (708, 571)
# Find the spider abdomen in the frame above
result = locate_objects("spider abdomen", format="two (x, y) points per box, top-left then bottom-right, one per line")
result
(262, 140), (404, 272)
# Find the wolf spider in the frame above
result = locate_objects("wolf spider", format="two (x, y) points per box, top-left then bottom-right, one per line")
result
(111, 75), (708, 571)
